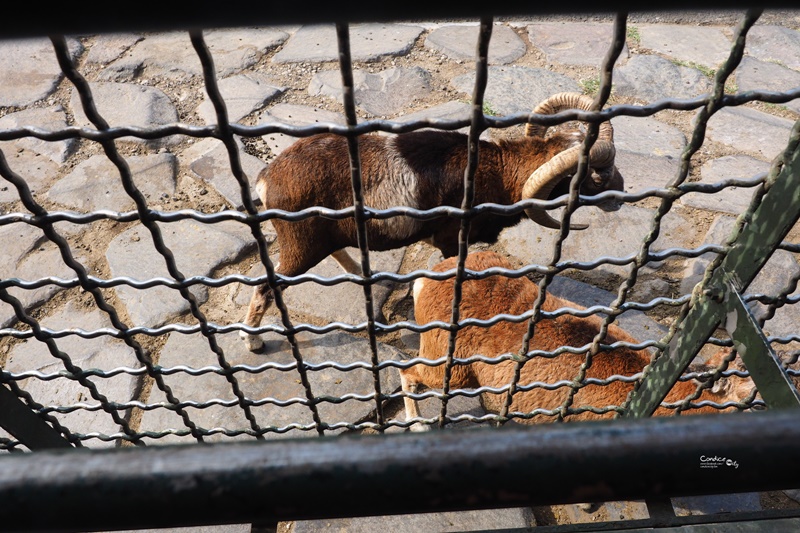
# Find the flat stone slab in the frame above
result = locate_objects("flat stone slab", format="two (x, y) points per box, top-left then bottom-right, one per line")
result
(0, 106), (77, 164)
(6, 300), (142, 448)
(272, 24), (424, 63)
(679, 214), (735, 296)
(69, 82), (180, 148)
(748, 245), (800, 340)
(0, 38), (82, 107)
(106, 219), (255, 328)
(615, 151), (681, 193)
(392, 101), (472, 131)
(84, 33), (143, 66)
(679, 155), (769, 214)
(527, 22), (629, 67)
(396, 383), (491, 431)
(100, 29), (289, 80)
(0, 105), (75, 205)
(139, 329), (403, 444)
(0, 223), (75, 328)
(548, 276), (668, 344)
(745, 25), (800, 71)
(196, 72), (286, 124)
(258, 104), (345, 157)
(735, 57), (800, 115)
(611, 114), (686, 192)
(182, 137), (267, 209)
(0, 148), (60, 205)
(499, 204), (705, 286)
(706, 106), (795, 160)
(452, 66), (581, 116)
(673, 493), (762, 516)
(613, 55), (713, 102)
(235, 247), (405, 326)
(309, 66), (432, 117)
(638, 24), (732, 69)
(46, 153), (178, 212)
(680, 214), (800, 339)
(612, 115), (687, 158)
(292, 507), (535, 533)
(424, 23), (526, 65)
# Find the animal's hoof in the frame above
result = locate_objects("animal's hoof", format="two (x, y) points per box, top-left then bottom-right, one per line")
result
(409, 422), (431, 433)
(578, 502), (602, 513)
(240, 331), (264, 352)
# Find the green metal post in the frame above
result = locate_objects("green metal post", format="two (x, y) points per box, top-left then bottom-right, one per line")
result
(722, 279), (800, 410)
(0, 384), (73, 450)
(624, 120), (800, 417)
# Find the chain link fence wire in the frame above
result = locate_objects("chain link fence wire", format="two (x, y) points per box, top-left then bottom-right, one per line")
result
(0, 8), (798, 454)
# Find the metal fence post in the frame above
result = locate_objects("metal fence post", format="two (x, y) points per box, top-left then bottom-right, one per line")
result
(0, 384), (73, 450)
(624, 119), (800, 417)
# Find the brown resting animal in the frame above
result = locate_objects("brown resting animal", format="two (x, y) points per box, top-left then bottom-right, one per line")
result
(242, 93), (625, 352)
(402, 251), (754, 430)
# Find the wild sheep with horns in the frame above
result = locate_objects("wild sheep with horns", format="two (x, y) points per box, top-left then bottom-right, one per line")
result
(241, 92), (624, 352)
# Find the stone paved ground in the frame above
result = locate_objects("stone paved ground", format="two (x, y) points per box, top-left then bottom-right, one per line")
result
(2, 8), (800, 532)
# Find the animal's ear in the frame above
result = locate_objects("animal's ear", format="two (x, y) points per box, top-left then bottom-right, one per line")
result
(688, 374), (730, 395)
(710, 378), (731, 395)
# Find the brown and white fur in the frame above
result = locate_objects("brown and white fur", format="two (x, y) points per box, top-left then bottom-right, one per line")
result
(242, 120), (623, 352)
(402, 251), (754, 430)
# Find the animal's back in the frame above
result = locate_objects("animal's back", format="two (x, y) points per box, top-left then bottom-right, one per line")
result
(259, 132), (473, 210)
(258, 134), (360, 212)
(414, 251), (691, 421)
(415, 251), (639, 359)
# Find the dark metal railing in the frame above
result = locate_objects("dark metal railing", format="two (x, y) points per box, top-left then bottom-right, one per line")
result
(0, 411), (798, 532)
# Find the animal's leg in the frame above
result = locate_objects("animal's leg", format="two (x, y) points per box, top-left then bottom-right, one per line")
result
(331, 249), (362, 274)
(241, 234), (337, 352)
(429, 229), (460, 259)
(241, 262), (280, 352)
(400, 366), (430, 432)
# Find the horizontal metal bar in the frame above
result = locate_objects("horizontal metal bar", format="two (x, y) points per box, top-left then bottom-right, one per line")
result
(0, 2), (798, 39)
(1, 88), (799, 145)
(0, 411), (798, 532)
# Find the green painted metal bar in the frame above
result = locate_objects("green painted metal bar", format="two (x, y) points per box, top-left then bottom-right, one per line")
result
(722, 279), (800, 410)
(0, 384), (73, 450)
(624, 119), (800, 418)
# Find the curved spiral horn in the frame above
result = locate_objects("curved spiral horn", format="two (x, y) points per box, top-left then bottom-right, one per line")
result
(521, 92), (615, 229)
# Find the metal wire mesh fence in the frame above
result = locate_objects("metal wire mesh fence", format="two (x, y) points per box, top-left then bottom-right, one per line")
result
(1, 5), (800, 530)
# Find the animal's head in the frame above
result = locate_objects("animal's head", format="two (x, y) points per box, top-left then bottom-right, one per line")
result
(521, 92), (625, 230)
(686, 349), (756, 406)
